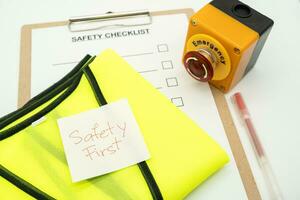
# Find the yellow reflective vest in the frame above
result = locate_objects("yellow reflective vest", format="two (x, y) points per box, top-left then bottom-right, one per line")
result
(0, 50), (228, 200)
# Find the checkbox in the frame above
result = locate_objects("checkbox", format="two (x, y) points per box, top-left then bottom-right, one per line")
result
(166, 77), (178, 87)
(157, 44), (169, 52)
(161, 60), (173, 70)
(171, 97), (184, 107)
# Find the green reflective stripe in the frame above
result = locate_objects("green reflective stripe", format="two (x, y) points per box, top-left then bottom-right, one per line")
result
(83, 66), (107, 105)
(0, 75), (81, 140)
(0, 55), (93, 130)
(0, 164), (55, 200)
(138, 162), (163, 200)
(0, 56), (95, 140)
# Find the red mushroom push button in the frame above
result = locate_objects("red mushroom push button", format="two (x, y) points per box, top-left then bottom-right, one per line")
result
(183, 50), (216, 82)
(183, 33), (231, 82)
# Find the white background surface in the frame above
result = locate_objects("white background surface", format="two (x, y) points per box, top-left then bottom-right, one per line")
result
(0, 0), (300, 199)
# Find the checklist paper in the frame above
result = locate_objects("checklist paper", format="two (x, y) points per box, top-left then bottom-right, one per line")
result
(31, 14), (247, 199)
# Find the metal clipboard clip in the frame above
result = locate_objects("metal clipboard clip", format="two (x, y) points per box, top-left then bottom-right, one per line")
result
(68, 10), (152, 32)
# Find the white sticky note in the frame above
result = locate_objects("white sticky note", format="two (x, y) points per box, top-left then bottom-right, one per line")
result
(57, 99), (150, 182)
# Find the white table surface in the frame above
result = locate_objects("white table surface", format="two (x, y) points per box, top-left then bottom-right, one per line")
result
(0, 0), (299, 199)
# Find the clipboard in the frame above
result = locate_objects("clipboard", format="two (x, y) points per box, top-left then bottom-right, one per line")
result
(18, 9), (261, 200)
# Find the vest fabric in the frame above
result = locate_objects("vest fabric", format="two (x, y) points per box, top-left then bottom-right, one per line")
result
(0, 50), (228, 200)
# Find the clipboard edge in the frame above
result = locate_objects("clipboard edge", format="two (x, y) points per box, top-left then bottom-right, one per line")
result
(151, 8), (194, 18)
(210, 85), (261, 200)
(18, 25), (31, 107)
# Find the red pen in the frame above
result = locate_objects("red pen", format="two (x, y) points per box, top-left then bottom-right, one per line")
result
(232, 92), (283, 200)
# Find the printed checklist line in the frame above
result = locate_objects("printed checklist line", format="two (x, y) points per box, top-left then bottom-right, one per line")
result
(52, 52), (154, 67)
(52, 61), (79, 66)
(122, 52), (154, 58)
(138, 69), (158, 74)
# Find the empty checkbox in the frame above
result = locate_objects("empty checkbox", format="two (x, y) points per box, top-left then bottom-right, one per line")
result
(157, 44), (169, 52)
(171, 97), (184, 107)
(161, 60), (173, 70)
(166, 77), (178, 87)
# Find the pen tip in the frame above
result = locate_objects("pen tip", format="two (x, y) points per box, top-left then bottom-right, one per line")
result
(233, 92), (247, 110)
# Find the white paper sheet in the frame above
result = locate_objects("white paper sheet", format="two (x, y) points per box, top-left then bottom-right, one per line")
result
(57, 99), (150, 183)
(31, 13), (247, 199)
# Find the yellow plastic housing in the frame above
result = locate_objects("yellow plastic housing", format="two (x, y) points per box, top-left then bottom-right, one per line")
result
(183, 4), (259, 92)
